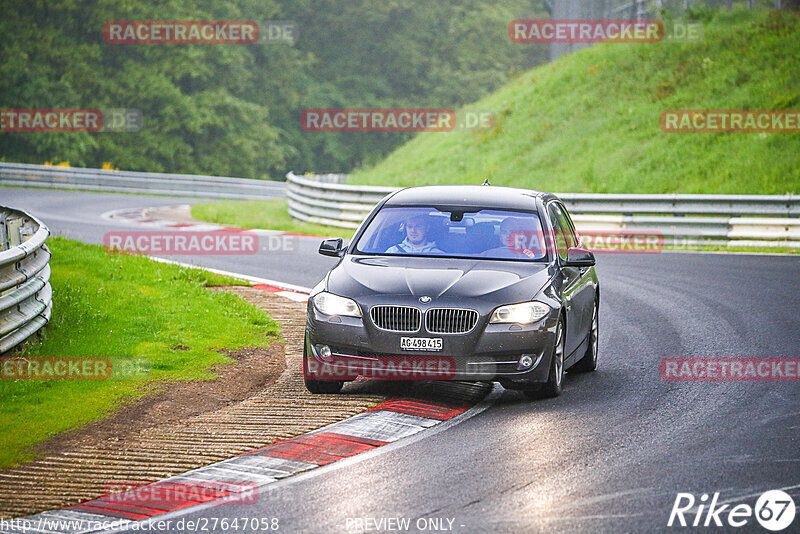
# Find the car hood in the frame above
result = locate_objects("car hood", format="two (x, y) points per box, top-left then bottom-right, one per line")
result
(327, 255), (554, 303)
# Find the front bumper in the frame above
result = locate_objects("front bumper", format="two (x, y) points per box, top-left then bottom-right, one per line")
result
(305, 300), (559, 388)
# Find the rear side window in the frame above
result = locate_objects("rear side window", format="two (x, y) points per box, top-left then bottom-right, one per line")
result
(553, 203), (578, 249)
(547, 204), (568, 260)
(547, 202), (579, 260)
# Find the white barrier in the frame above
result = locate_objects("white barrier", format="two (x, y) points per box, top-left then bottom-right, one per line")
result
(0, 206), (52, 353)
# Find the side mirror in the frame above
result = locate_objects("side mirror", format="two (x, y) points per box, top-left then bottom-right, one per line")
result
(319, 238), (345, 257)
(564, 246), (595, 267)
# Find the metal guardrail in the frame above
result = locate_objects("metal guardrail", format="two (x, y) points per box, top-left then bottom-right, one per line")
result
(3, 162), (797, 246)
(0, 162), (285, 200)
(0, 206), (52, 353)
(286, 172), (800, 246)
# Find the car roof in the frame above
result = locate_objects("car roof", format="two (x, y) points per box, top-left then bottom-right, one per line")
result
(383, 184), (557, 211)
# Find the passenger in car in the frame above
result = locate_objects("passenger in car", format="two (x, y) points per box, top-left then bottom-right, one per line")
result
(481, 217), (545, 259)
(385, 214), (444, 254)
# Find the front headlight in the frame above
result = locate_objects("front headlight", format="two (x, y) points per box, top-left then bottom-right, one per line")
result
(490, 301), (550, 324)
(312, 291), (362, 317)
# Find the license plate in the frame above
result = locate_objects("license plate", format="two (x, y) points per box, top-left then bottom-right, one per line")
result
(400, 337), (442, 351)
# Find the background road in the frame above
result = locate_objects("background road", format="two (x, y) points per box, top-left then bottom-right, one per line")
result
(3, 188), (338, 288)
(5, 188), (800, 533)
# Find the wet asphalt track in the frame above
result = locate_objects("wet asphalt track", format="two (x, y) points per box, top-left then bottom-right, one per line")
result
(5, 187), (800, 533)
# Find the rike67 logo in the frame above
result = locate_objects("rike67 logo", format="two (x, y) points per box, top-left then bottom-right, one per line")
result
(668, 490), (796, 531)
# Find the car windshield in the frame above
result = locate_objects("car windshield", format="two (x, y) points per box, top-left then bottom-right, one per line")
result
(354, 206), (547, 261)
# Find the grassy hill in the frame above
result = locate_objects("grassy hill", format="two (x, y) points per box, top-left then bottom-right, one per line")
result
(348, 8), (800, 194)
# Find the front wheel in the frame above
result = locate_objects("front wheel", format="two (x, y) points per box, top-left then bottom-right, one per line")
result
(524, 317), (564, 400)
(304, 377), (344, 394)
(303, 334), (343, 394)
(570, 299), (598, 373)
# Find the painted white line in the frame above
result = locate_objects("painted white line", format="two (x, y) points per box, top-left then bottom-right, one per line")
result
(146, 256), (312, 294)
(275, 290), (309, 302)
(250, 228), (294, 237)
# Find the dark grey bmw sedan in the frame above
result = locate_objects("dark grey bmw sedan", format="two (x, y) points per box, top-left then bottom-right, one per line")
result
(304, 184), (599, 399)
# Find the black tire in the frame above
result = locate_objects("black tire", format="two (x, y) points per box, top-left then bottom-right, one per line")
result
(302, 334), (343, 394)
(304, 377), (344, 394)
(570, 299), (598, 373)
(524, 316), (565, 400)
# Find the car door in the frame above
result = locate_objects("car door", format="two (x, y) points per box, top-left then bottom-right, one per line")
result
(547, 202), (582, 357)
(552, 201), (595, 354)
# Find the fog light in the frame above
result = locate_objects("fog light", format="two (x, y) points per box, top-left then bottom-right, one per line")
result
(318, 345), (332, 360)
(517, 354), (534, 370)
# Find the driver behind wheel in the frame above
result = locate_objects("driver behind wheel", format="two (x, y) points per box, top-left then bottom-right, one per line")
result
(385, 214), (443, 254)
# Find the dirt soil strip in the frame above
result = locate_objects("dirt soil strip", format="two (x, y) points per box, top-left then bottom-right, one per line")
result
(0, 287), (490, 520)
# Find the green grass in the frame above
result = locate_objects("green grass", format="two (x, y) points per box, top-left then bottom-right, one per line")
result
(191, 199), (354, 238)
(347, 8), (800, 194)
(0, 237), (279, 469)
